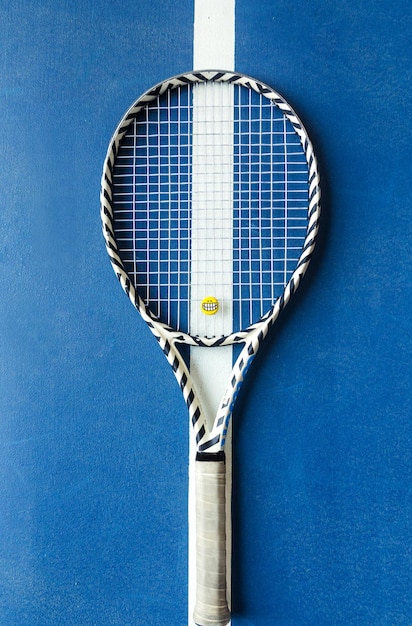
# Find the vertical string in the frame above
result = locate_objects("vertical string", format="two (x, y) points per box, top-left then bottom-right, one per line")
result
(283, 114), (288, 287)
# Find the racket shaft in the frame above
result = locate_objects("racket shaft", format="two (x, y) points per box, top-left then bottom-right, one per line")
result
(194, 456), (230, 626)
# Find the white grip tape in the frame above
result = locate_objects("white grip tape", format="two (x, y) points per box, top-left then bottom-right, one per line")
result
(193, 456), (230, 626)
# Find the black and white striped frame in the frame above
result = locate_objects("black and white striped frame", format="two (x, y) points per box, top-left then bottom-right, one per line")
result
(100, 70), (321, 451)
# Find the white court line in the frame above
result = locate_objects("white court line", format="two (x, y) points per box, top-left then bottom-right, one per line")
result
(193, 0), (235, 71)
(189, 1), (235, 624)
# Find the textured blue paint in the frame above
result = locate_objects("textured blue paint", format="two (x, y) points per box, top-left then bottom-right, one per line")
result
(1, 0), (411, 624)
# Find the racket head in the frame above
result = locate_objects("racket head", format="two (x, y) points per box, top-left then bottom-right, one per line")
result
(100, 70), (320, 346)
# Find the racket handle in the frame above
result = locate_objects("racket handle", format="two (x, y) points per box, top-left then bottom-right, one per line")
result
(193, 452), (230, 626)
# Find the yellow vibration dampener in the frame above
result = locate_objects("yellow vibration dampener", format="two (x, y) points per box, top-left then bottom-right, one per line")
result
(201, 296), (219, 315)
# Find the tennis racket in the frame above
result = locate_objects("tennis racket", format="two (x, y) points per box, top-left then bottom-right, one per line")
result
(100, 70), (320, 626)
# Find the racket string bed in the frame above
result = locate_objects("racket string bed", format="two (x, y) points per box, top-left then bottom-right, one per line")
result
(111, 80), (311, 338)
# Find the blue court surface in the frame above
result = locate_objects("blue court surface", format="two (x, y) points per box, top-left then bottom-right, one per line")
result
(1, 1), (411, 624)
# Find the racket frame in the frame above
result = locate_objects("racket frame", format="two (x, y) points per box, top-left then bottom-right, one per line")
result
(100, 69), (321, 625)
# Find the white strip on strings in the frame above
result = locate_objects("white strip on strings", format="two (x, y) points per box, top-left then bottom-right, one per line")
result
(190, 81), (234, 339)
(189, 1), (235, 624)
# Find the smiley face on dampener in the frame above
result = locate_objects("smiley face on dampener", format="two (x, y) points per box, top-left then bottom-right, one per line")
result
(200, 296), (219, 315)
